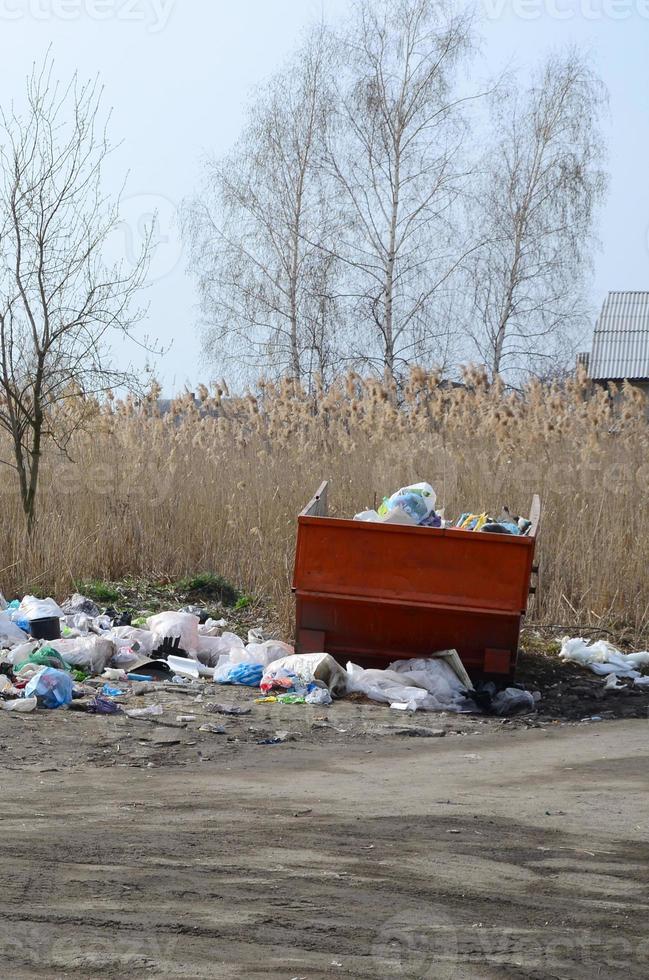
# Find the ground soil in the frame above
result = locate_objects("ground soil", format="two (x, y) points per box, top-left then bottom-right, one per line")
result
(2, 645), (649, 979)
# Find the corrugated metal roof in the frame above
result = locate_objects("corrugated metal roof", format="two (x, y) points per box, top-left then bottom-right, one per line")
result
(590, 291), (649, 380)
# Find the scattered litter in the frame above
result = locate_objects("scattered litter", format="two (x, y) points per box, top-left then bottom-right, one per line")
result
(101, 684), (125, 698)
(198, 723), (226, 734)
(126, 704), (164, 719)
(560, 637), (649, 683)
(257, 731), (291, 745)
(206, 702), (251, 716)
(1, 696), (37, 713)
(380, 725), (446, 738)
(86, 696), (123, 715)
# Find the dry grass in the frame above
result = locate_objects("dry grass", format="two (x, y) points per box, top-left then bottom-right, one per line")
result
(1, 366), (648, 642)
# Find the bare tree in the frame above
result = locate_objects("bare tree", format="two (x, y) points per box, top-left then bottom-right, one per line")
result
(0, 57), (150, 533)
(326, 0), (475, 381)
(464, 51), (607, 381)
(186, 29), (344, 387)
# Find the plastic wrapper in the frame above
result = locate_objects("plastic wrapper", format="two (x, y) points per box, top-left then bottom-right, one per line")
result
(306, 686), (333, 706)
(147, 611), (200, 656)
(346, 663), (435, 710)
(213, 662), (264, 687)
(261, 653), (347, 696)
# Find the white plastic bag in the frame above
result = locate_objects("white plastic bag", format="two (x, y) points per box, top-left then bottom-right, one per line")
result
(2, 640), (41, 665)
(196, 635), (232, 667)
(1, 696), (37, 713)
(146, 612), (200, 656)
(18, 595), (65, 621)
(560, 637), (649, 679)
(0, 614), (29, 648)
(234, 640), (293, 669)
(49, 636), (114, 676)
(198, 618), (227, 636)
(389, 655), (471, 711)
(345, 663), (429, 708)
(111, 626), (155, 658)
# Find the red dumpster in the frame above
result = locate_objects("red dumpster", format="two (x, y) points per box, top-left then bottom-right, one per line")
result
(292, 483), (540, 679)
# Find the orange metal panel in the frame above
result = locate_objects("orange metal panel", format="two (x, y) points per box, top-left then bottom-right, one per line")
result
(293, 490), (540, 680)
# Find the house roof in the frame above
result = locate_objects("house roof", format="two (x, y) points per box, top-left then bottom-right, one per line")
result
(590, 291), (649, 381)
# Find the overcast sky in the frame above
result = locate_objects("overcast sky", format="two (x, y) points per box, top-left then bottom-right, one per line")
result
(0, 0), (646, 391)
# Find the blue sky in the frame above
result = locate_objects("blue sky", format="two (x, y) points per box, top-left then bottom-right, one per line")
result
(0, 0), (646, 390)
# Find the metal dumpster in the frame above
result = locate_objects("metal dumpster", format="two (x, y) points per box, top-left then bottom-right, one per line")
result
(292, 483), (540, 679)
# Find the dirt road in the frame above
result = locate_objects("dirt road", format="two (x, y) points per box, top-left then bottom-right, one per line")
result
(2, 717), (648, 979)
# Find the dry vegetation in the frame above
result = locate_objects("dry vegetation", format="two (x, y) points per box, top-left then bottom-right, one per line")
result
(1, 366), (647, 642)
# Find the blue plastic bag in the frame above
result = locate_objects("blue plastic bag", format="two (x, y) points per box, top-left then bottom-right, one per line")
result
(25, 668), (73, 709)
(213, 663), (264, 687)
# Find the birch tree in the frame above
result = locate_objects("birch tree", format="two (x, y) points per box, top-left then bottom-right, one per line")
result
(187, 30), (343, 387)
(464, 51), (607, 380)
(327, 0), (475, 380)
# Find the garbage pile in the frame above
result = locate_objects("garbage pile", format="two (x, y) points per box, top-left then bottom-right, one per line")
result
(0, 592), (536, 718)
(354, 481), (532, 535)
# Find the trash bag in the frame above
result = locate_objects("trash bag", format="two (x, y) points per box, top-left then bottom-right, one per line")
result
(61, 593), (101, 618)
(147, 611), (200, 656)
(13, 647), (70, 673)
(110, 626), (155, 658)
(86, 696), (122, 715)
(345, 663), (434, 710)
(49, 636), (114, 676)
(379, 482), (437, 524)
(196, 634), (233, 667)
(25, 667), (73, 709)
(198, 617), (228, 636)
(0, 612), (28, 648)
(1, 696), (38, 713)
(491, 688), (536, 716)
(261, 653), (348, 696)
(213, 662), (264, 687)
(18, 595), (65, 621)
(389, 656), (472, 712)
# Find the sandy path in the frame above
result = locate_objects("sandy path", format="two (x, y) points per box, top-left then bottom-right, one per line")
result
(2, 720), (648, 979)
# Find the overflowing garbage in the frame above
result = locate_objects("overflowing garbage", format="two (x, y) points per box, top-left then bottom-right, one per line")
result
(0, 591), (537, 719)
(354, 480), (532, 535)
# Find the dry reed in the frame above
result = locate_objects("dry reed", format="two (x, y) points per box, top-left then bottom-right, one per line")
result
(1, 366), (647, 643)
